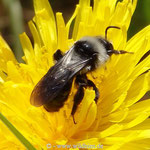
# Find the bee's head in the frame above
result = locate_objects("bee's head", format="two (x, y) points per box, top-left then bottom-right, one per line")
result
(74, 36), (111, 69)
(74, 35), (131, 70)
(96, 37), (114, 56)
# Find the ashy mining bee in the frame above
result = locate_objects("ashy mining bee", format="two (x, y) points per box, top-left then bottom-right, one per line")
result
(30, 26), (131, 123)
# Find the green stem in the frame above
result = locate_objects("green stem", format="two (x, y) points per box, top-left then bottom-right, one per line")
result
(0, 112), (36, 150)
(2, 0), (24, 62)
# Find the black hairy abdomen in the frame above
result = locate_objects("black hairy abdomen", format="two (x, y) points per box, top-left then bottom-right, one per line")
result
(43, 78), (73, 112)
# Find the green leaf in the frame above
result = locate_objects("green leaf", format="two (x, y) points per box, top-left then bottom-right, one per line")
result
(0, 112), (36, 150)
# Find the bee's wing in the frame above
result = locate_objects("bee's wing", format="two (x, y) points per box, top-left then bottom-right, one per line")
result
(30, 47), (91, 107)
(30, 65), (73, 107)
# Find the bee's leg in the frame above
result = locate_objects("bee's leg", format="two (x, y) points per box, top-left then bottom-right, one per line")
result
(53, 49), (63, 61)
(76, 74), (100, 103)
(71, 74), (99, 124)
(87, 79), (99, 103)
(71, 84), (84, 124)
(71, 75), (87, 124)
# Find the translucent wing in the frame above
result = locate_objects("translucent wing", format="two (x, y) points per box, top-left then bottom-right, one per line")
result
(30, 47), (91, 107)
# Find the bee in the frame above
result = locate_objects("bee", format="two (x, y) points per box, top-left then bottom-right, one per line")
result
(30, 26), (131, 123)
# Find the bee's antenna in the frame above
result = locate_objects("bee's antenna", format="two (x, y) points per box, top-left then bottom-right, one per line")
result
(107, 49), (134, 55)
(105, 26), (120, 40)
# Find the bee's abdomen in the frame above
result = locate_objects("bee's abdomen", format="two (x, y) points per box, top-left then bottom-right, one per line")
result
(44, 79), (73, 112)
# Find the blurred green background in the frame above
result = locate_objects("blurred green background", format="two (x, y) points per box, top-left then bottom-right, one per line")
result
(0, 0), (150, 62)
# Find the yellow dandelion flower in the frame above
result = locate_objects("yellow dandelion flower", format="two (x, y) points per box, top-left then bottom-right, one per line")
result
(0, 0), (150, 150)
